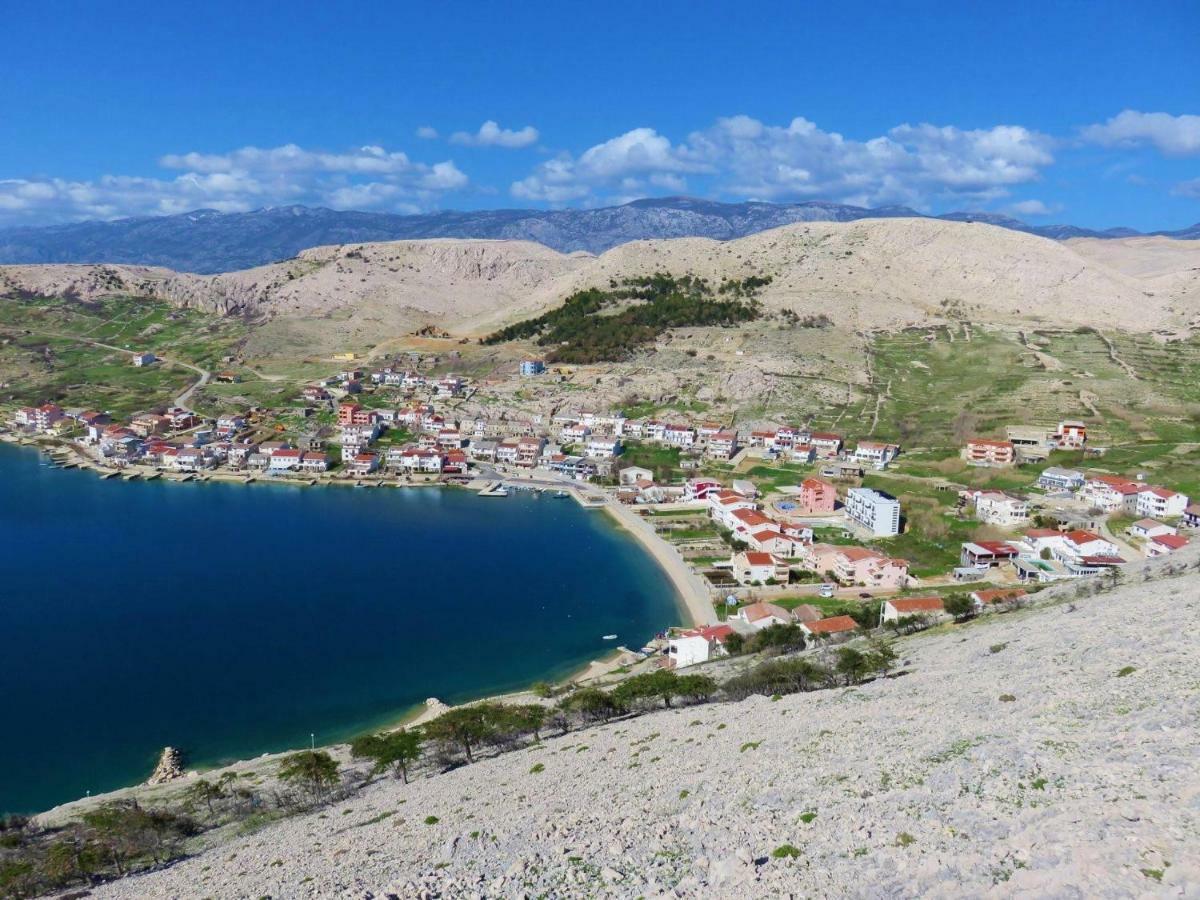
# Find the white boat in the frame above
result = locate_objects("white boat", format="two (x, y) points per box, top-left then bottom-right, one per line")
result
(602, 634), (618, 640)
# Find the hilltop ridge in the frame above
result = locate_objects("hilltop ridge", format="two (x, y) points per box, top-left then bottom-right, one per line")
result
(1, 197), (1196, 275)
(4, 218), (1199, 354)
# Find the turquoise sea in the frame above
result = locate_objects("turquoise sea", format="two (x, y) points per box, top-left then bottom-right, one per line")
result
(0, 443), (681, 813)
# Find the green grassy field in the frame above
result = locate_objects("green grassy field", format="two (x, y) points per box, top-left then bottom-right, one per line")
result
(0, 293), (247, 416)
(804, 325), (1200, 451)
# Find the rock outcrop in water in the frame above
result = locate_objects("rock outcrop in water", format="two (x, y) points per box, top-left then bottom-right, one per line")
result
(145, 747), (185, 786)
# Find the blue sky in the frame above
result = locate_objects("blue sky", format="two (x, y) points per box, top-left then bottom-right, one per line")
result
(1, 0), (1197, 230)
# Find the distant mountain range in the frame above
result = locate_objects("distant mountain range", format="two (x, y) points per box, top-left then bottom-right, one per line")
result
(0, 197), (1196, 275)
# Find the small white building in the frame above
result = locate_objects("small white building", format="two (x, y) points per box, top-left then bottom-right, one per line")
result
(666, 625), (734, 669)
(618, 465), (653, 486)
(730, 601), (793, 630)
(880, 596), (945, 624)
(1128, 518), (1176, 540)
(131, 352), (157, 367)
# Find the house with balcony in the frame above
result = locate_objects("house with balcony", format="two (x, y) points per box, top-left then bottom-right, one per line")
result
(1135, 486), (1189, 519)
(1037, 466), (1085, 492)
(706, 430), (738, 460)
(963, 438), (1016, 467)
(970, 490), (1029, 528)
(852, 441), (900, 468)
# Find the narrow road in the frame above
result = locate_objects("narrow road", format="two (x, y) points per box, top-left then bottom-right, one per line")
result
(31, 329), (211, 408)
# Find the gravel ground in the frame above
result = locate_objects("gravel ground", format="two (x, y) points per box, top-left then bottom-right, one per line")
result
(89, 569), (1200, 899)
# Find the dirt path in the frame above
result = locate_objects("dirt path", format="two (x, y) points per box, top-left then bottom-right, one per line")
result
(1097, 331), (1139, 380)
(36, 329), (211, 407)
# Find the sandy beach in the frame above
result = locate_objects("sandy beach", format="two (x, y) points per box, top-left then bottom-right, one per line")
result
(600, 496), (719, 627)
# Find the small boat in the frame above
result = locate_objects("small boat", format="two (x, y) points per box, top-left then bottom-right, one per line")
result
(602, 634), (618, 641)
(554, 490), (569, 499)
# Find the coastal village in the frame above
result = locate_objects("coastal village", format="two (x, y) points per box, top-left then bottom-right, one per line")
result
(6, 344), (1198, 677)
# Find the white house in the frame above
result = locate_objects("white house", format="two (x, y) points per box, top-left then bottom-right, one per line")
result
(1083, 475), (1141, 512)
(731, 601), (793, 630)
(269, 448), (305, 472)
(619, 465), (653, 486)
(972, 491), (1030, 528)
(1147, 534), (1189, 557)
(662, 424), (696, 448)
(731, 551), (789, 585)
(706, 430), (738, 460)
(1128, 519), (1176, 540)
(1037, 466), (1085, 492)
(708, 490), (757, 529)
(852, 441), (899, 468)
(585, 436), (622, 459)
(666, 625), (734, 669)
(881, 596), (945, 624)
(844, 487), (901, 537)
(1135, 486), (1189, 519)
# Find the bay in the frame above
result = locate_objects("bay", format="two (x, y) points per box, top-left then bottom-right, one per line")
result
(0, 443), (681, 813)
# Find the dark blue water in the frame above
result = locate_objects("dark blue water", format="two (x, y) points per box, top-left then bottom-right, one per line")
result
(0, 443), (680, 813)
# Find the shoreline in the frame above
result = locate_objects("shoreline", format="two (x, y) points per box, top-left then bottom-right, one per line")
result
(1, 431), (715, 629)
(2, 435), (703, 818)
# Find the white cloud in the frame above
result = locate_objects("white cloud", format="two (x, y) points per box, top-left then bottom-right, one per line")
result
(512, 116), (1054, 208)
(1172, 178), (1200, 199)
(415, 126), (439, 140)
(1081, 110), (1200, 156)
(0, 143), (469, 226)
(449, 120), (539, 149)
(1006, 199), (1061, 217)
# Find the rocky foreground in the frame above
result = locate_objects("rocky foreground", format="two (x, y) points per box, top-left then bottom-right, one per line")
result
(89, 570), (1199, 899)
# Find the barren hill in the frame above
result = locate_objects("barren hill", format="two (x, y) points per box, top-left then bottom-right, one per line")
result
(86, 556), (1200, 898)
(1068, 235), (1200, 314)
(3, 219), (1198, 351)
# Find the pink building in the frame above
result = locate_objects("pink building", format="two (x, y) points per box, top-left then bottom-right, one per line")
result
(798, 477), (837, 514)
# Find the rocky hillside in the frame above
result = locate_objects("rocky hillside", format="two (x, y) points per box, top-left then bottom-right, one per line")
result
(4, 218), (1198, 346)
(1, 198), (1194, 275)
(86, 561), (1200, 898)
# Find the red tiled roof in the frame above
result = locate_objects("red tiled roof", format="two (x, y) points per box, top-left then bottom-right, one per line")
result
(1025, 528), (1060, 538)
(971, 588), (1027, 605)
(680, 624), (735, 641)
(741, 602), (791, 622)
(888, 596), (945, 613)
(744, 552), (775, 566)
(805, 615), (859, 634)
(971, 540), (1018, 554)
(1152, 534), (1189, 550)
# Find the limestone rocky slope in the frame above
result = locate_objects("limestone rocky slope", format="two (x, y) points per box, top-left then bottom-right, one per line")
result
(91, 562), (1200, 899)
(4, 218), (1198, 343)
